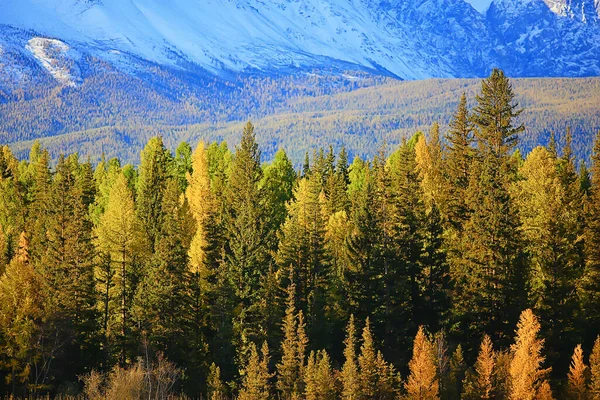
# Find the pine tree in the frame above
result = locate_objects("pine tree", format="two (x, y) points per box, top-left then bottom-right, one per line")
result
(463, 335), (495, 400)
(186, 141), (222, 359)
(276, 176), (327, 340)
(415, 123), (446, 212)
(136, 136), (171, 251)
(446, 345), (466, 400)
(224, 122), (272, 363)
(174, 141), (193, 192)
(589, 336), (600, 399)
(207, 363), (226, 400)
(516, 146), (582, 367)
(341, 315), (361, 400)
(388, 138), (426, 349)
(304, 350), (336, 400)
(444, 92), (474, 229)
(133, 179), (190, 365)
(583, 131), (600, 337)
(238, 342), (272, 400)
(95, 173), (144, 365)
(39, 155), (99, 383)
(421, 203), (450, 332)
(358, 318), (378, 398)
(567, 344), (588, 400)
(261, 149), (296, 234)
(454, 69), (526, 350)
(509, 309), (551, 400)
(405, 326), (439, 400)
(276, 282), (303, 400)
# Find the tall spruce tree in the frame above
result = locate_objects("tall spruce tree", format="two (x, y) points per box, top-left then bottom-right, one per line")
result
(39, 155), (99, 384)
(388, 138), (426, 353)
(261, 149), (296, 234)
(583, 131), (600, 339)
(135, 136), (171, 252)
(238, 342), (272, 400)
(224, 122), (272, 364)
(567, 344), (588, 400)
(405, 326), (439, 400)
(341, 315), (361, 400)
(509, 309), (552, 400)
(276, 175), (327, 341)
(94, 173), (144, 365)
(132, 179), (191, 371)
(516, 145), (583, 369)
(590, 336), (600, 399)
(463, 335), (495, 400)
(453, 69), (526, 350)
(444, 92), (474, 229)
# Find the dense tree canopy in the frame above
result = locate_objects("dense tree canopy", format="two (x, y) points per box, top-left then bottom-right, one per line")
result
(0, 70), (598, 399)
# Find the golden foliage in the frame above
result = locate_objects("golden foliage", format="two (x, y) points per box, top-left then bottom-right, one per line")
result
(405, 326), (439, 400)
(509, 309), (551, 400)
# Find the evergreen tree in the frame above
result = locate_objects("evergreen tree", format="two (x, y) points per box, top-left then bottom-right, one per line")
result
(421, 203), (450, 332)
(509, 309), (552, 400)
(224, 122), (272, 364)
(174, 141), (193, 192)
(444, 92), (474, 229)
(39, 155), (99, 383)
(238, 342), (272, 400)
(567, 344), (588, 400)
(276, 175), (328, 340)
(94, 173), (144, 365)
(446, 345), (466, 400)
(405, 326), (439, 400)
(132, 179), (190, 368)
(135, 136), (171, 251)
(583, 131), (600, 338)
(324, 146), (350, 216)
(304, 350), (336, 400)
(388, 139), (425, 351)
(341, 315), (361, 400)
(453, 69), (526, 350)
(207, 363), (226, 400)
(463, 335), (495, 400)
(589, 336), (600, 400)
(358, 318), (378, 398)
(276, 282), (304, 400)
(261, 149), (296, 234)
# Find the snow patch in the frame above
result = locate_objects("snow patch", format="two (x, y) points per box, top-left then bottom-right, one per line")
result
(25, 37), (79, 86)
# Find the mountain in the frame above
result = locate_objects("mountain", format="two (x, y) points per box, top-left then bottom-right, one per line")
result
(0, 0), (599, 164)
(0, 0), (599, 84)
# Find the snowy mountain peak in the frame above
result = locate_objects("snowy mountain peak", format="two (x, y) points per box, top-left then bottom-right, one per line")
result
(0, 0), (599, 83)
(542, 0), (600, 21)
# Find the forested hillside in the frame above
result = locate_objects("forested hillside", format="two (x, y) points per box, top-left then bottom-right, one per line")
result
(1, 70), (600, 399)
(1, 65), (599, 164)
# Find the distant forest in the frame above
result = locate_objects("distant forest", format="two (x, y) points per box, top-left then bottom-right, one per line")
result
(1, 60), (599, 164)
(1, 69), (600, 399)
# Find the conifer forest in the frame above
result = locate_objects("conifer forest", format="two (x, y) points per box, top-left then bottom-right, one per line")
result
(1, 69), (600, 399)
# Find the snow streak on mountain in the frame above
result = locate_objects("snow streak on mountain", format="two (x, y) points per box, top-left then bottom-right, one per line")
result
(0, 0), (599, 83)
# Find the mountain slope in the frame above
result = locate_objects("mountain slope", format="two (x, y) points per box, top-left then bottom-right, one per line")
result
(0, 0), (599, 81)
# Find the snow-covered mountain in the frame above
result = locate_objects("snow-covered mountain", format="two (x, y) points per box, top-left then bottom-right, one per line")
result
(0, 0), (599, 84)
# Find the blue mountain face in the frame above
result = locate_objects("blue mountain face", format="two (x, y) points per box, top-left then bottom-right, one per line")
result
(0, 0), (598, 84)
